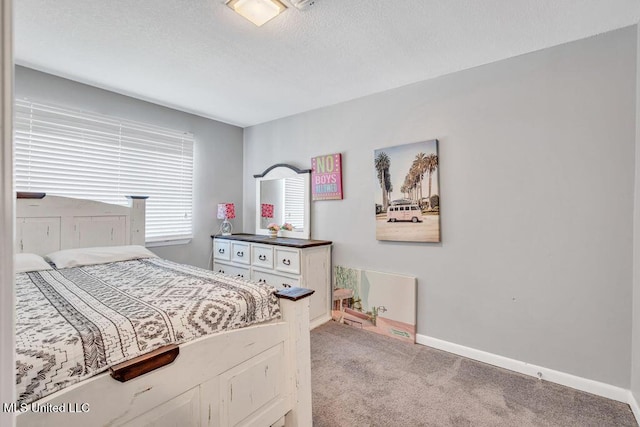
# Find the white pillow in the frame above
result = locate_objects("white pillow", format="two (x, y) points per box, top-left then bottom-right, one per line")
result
(46, 245), (157, 268)
(15, 253), (53, 273)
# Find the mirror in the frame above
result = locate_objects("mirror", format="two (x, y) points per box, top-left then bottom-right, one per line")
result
(255, 164), (311, 239)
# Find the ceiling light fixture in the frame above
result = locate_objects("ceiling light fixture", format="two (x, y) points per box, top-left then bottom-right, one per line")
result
(289, 0), (315, 10)
(226, 0), (287, 27)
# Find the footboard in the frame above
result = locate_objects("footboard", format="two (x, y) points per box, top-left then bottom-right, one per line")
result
(16, 290), (313, 427)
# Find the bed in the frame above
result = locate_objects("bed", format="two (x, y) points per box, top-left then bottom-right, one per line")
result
(15, 195), (313, 427)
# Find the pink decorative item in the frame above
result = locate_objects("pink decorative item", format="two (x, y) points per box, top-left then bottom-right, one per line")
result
(311, 153), (343, 200)
(217, 203), (235, 235)
(261, 203), (274, 218)
(217, 203), (236, 220)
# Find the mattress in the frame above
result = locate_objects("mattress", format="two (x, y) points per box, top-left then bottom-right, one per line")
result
(15, 258), (280, 405)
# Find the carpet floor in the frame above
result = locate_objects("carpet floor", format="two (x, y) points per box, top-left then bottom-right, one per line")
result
(310, 321), (636, 427)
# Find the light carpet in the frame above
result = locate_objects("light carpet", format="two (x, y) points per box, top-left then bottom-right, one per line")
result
(310, 321), (636, 427)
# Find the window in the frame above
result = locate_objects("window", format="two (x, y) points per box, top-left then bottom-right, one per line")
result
(284, 175), (305, 229)
(14, 99), (194, 244)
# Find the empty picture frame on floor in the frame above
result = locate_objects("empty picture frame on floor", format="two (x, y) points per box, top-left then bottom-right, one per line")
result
(374, 139), (440, 242)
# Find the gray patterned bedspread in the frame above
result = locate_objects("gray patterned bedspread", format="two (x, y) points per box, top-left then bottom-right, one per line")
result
(15, 258), (280, 405)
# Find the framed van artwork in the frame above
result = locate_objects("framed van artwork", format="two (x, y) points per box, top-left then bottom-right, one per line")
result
(374, 139), (440, 242)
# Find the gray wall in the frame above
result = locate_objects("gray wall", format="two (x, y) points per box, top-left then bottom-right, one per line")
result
(631, 25), (640, 402)
(15, 66), (244, 269)
(244, 27), (637, 387)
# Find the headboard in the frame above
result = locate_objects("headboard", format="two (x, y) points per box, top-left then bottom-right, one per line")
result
(16, 194), (146, 256)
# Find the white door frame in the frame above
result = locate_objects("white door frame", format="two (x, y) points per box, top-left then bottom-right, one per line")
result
(1, 0), (15, 425)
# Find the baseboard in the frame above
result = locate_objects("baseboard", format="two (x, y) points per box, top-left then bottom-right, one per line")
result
(628, 391), (640, 424)
(310, 314), (332, 330)
(416, 334), (630, 404)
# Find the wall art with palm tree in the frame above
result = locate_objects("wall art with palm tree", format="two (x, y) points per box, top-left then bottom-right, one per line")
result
(374, 139), (440, 242)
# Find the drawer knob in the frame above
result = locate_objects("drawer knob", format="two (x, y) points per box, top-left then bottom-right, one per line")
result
(236, 251), (244, 257)
(218, 248), (225, 254)
(282, 259), (291, 266)
(218, 269), (224, 273)
(282, 283), (291, 288)
(258, 254), (267, 261)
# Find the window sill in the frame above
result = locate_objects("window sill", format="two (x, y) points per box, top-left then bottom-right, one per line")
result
(146, 238), (192, 248)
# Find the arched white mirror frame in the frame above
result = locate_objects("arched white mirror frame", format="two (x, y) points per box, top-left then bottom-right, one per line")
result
(254, 164), (311, 239)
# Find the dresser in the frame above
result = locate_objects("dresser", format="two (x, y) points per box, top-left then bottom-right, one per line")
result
(212, 234), (332, 329)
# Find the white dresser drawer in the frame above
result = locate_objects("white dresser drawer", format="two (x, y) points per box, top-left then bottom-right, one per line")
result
(214, 262), (250, 279)
(251, 270), (299, 290)
(212, 236), (331, 330)
(231, 242), (250, 264)
(251, 245), (273, 269)
(274, 248), (300, 275)
(213, 240), (231, 261)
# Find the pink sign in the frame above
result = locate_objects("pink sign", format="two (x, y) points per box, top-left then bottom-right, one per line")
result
(311, 153), (343, 200)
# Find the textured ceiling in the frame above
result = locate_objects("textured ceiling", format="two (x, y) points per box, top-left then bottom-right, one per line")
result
(14, 0), (640, 127)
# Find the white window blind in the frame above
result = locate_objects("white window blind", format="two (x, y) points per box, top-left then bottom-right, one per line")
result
(14, 99), (194, 243)
(284, 175), (305, 229)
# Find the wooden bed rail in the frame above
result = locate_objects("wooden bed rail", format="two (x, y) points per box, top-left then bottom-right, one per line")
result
(110, 344), (179, 382)
(106, 288), (314, 384)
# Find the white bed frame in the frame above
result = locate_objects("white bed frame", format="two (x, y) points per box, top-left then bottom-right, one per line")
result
(15, 195), (313, 427)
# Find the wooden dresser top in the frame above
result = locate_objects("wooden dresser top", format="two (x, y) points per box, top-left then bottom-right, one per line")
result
(211, 233), (332, 249)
